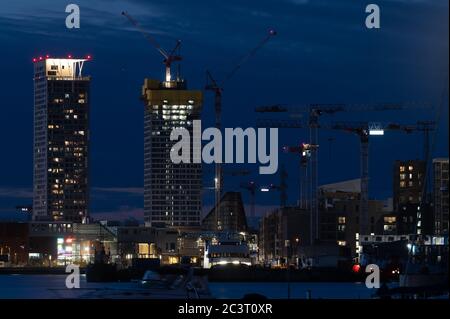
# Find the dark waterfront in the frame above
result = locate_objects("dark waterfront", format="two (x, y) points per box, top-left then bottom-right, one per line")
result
(0, 274), (391, 299)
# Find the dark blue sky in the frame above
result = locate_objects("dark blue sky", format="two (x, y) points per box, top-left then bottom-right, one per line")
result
(0, 0), (448, 221)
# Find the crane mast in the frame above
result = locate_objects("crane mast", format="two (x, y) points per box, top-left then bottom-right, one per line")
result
(256, 102), (431, 242)
(122, 11), (182, 82)
(206, 29), (276, 231)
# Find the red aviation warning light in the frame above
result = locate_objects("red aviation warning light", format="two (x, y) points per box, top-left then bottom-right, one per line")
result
(352, 264), (361, 273)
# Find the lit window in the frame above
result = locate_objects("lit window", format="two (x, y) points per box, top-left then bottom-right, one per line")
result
(408, 165), (414, 171)
(400, 166), (405, 172)
(384, 216), (396, 223)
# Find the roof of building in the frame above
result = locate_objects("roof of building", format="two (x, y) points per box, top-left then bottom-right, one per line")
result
(319, 178), (361, 193)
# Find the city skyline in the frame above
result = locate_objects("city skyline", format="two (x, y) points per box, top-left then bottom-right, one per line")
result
(0, 1), (448, 304)
(0, 0), (448, 222)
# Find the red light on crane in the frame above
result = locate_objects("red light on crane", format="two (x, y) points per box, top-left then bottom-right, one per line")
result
(86, 55), (92, 60)
(32, 58), (37, 63)
(39, 56), (43, 61)
(45, 55), (50, 59)
(68, 54), (72, 59)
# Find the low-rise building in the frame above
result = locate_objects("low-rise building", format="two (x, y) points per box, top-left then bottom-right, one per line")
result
(259, 206), (310, 266)
(0, 222), (29, 266)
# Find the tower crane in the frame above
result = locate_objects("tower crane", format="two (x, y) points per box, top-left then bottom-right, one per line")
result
(240, 181), (259, 219)
(400, 121), (436, 163)
(282, 143), (318, 210)
(207, 29), (277, 230)
(260, 164), (288, 208)
(256, 102), (431, 240)
(330, 121), (435, 236)
(122, 11), (182, 82)
(202, 169), (251, 195)
(257, 104), (346, 241)
(330, 122), (383, 235)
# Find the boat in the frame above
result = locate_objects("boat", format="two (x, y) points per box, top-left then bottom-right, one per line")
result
(375, 235), (449, 299)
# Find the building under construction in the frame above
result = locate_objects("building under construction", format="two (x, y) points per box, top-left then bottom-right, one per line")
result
(141, 78), (203, 230)
(122, 12), (204, 230)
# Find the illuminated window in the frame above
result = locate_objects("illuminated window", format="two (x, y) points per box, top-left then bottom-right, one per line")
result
(138, 243), (149, 256)
(338, 216), (346, 224)
(400, 181), (406, 188)
(400, 174), (406, 180)
(408, 165), (414, 171)
(384, 225), (396, 231)
(384, 216), (396, 223)
(400, 166), (405, 172)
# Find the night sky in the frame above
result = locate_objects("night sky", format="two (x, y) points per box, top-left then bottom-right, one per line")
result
(0, 0), (448, 222)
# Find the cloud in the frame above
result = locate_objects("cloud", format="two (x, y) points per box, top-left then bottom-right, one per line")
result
(0, 187), (33, 199)
(91, 205), (144, 221)
(289, 0), (310, 4)
(92, 187), (144, 195)
(0, 0), (169, 38)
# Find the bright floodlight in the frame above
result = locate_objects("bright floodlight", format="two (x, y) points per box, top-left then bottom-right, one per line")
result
(369, 129), (384, 136)
(260, 188), (270, 192)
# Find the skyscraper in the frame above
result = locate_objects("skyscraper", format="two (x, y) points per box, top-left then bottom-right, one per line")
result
(33, 56), (91, 223)
(433, 158), (449, 235)
(141, 78), (202, 229)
